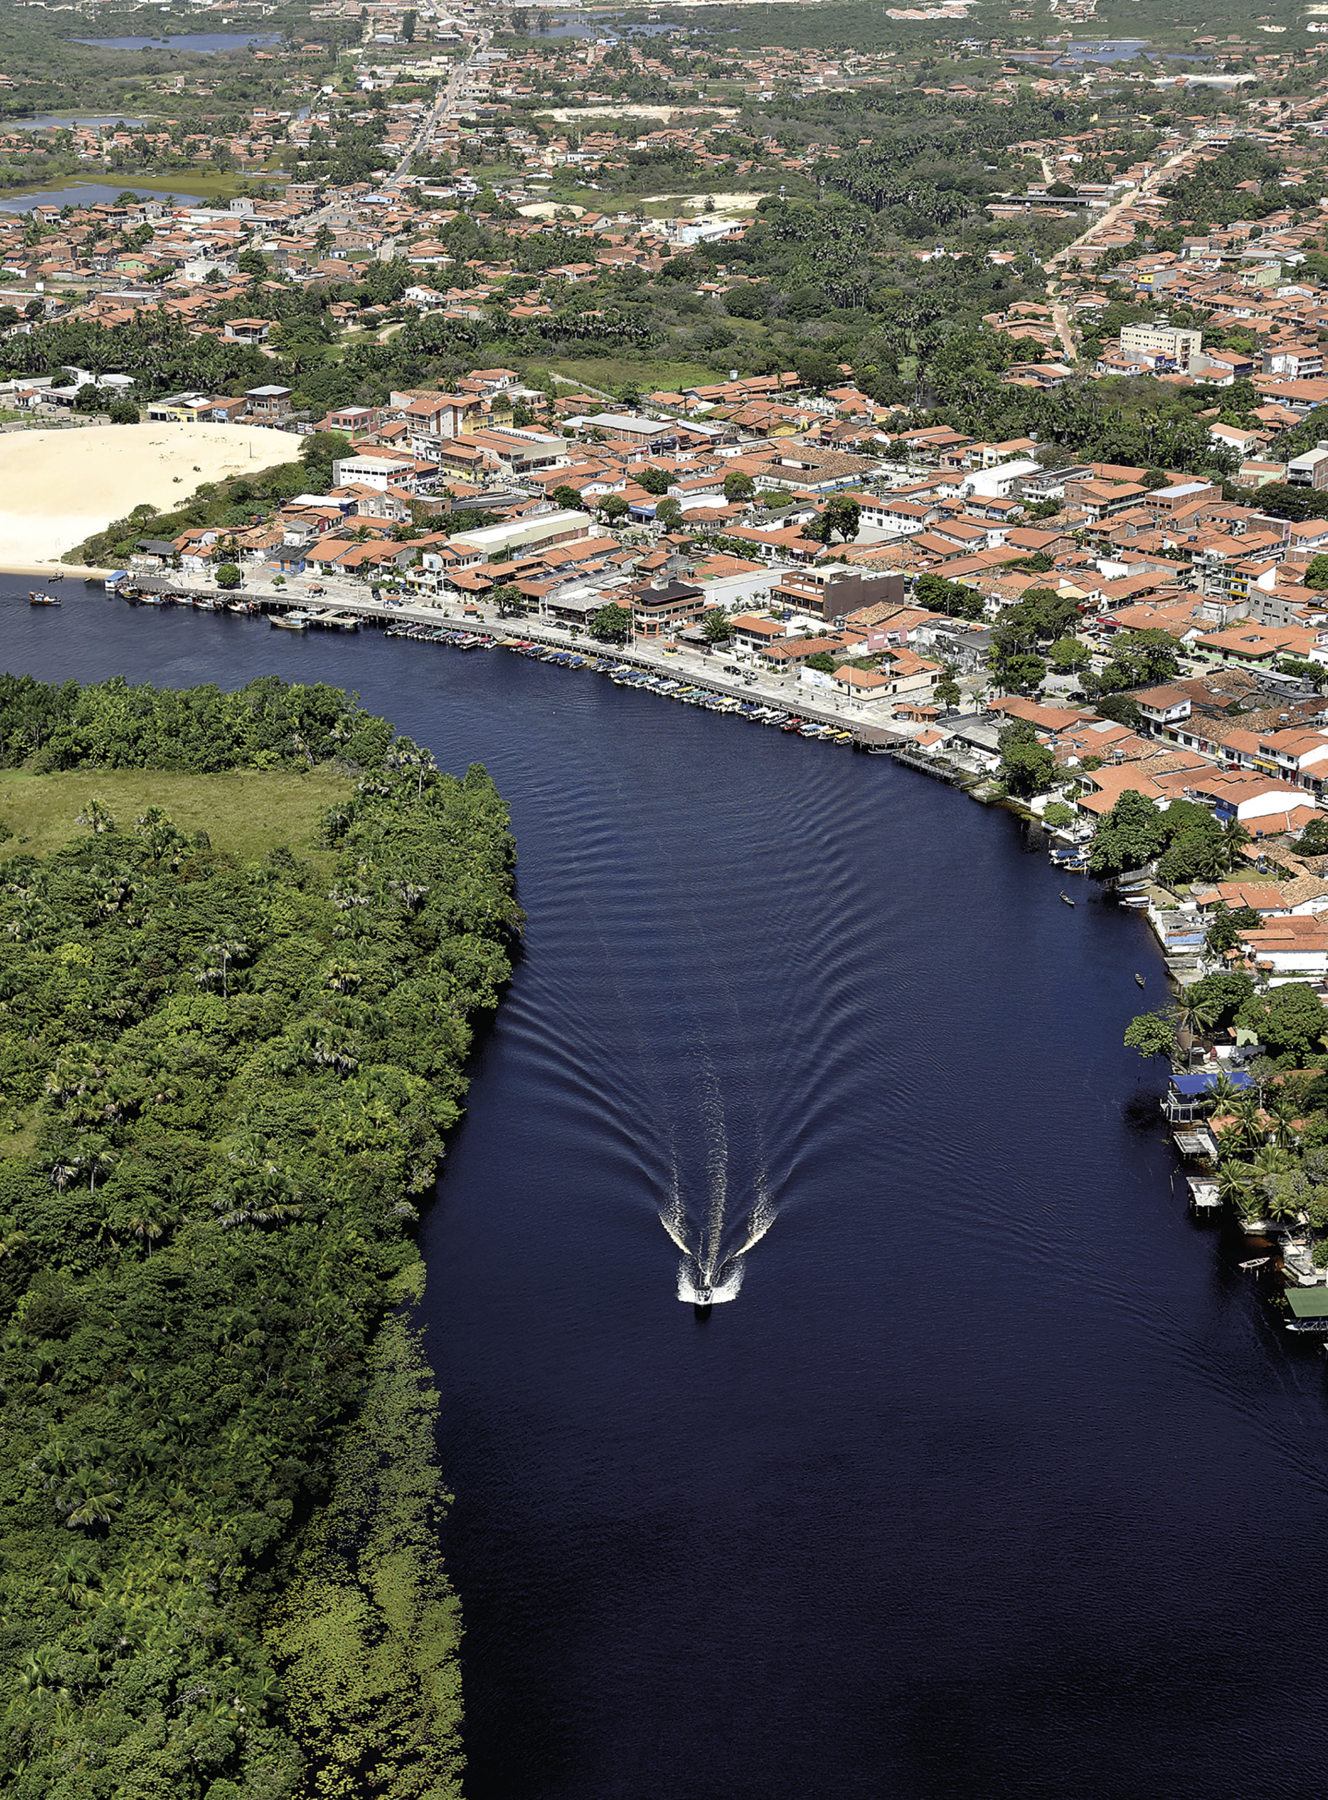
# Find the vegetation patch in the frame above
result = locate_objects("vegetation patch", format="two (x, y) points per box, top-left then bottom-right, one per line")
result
(0, 767), (352, 866)
(0, 673), (520, 1799)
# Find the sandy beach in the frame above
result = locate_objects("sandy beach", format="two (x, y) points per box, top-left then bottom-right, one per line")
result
(0, 421), (298, 573)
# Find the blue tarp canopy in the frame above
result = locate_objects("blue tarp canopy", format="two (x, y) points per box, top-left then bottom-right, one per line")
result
(1171, 1071), (1255, 1097)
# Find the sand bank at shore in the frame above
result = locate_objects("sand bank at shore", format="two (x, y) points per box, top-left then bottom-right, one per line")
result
(0, 422), (296, 570)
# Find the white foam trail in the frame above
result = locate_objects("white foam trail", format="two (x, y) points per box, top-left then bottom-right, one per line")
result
(659, 1201), (691, 1256)
(664, 1177), (776, 1303)
(660, 1064), (782, 1303)
(735, 1198), (778, 1258)
(677, 1257), (744, 1304)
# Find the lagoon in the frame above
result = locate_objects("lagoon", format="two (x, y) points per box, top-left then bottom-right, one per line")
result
(0, 182), (211, 213)
(72, 32), (282, 53)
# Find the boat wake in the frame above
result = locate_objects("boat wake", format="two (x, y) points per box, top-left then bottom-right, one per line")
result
(658, 1096), (778, 1305)
(647, 1022), (780, 1303)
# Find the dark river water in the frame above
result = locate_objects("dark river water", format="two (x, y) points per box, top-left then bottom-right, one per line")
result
(6, 587), (1328, 1799)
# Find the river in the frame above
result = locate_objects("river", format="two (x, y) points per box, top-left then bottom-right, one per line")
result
(6, 587), (1328, 1798)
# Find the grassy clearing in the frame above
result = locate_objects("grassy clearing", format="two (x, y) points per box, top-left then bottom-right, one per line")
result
(542, 355), (721, 393)
(114, 169), (270, 202)
(0, 766), (352, 866)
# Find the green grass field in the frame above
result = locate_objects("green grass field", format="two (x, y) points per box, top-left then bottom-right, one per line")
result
(115, 168), (279, 202)
(0, 766), (352, 865)
(542, 355), (722, 393)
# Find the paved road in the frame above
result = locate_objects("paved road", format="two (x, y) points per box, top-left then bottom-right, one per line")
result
(1043, 146), (1192, 359)
(128, 569), (919, 736)
(383, 30), (491, 189)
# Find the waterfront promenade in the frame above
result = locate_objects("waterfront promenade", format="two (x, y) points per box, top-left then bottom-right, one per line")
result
(118, 570), (916, 742)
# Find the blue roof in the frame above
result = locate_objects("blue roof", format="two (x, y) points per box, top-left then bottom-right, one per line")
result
(1171, 1071), (1254, 1096)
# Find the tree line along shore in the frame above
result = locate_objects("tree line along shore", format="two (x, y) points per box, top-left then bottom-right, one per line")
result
(0, 672), (522, 1800)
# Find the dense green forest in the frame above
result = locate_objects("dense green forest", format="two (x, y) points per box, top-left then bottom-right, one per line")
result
(0, 674), (520, 1799)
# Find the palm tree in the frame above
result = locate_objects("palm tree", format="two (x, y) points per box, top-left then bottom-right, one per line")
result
(1219, 817), (1253, 873)
(1175, 987), (1219, 1063)
(46, 1554), (100, 1613)
(1204, 1069), (1243, 1114)
(1229, 1088), (1266, 1146)
(1218, 1158), (1254, 1216)
(1215, 1121), (1248, 1160)
(76, 798), (117, 834)
(85, 1139), (116, 1194)
(197, 939), (248, 999)
(1264, 1173), (1307, 1224)
(126, 1209), (167, 1256)
(61, 1470), (121, 1532)
(1264, 1088), (1300, 1150)
(1251, 1143), (1296, 1185)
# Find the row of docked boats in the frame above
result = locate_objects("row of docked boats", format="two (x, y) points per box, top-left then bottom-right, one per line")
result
(117, 588), (262, 616)
(385, 625), (496, 650)
(496, 642), (858, 741)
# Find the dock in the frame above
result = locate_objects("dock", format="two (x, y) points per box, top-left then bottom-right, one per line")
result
(1172, 1125), (1219, 1164)
(111, 577), (929, 746)
(889, 745), (975, 786)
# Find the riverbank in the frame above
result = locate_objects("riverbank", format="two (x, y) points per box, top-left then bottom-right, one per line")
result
(9, 588), (1327, 1800)
(3, 560), (109, 580)
(0, 675), (514, 1799)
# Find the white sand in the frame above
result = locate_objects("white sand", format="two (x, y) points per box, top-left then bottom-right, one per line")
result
(517, 201), (586, 219)
(544, 104), (738, 122)
(0, 422), (299, 573)
(637, 190), (764, 212)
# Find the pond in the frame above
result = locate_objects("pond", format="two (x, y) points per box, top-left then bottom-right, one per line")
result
(71, 32), (283, 53)
(0, 182), (211, 213)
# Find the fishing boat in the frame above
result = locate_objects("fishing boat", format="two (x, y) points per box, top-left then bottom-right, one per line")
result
(1060, 891), (1075, 906)
(269, 611), (308, 632)
(1134, 973), (1146, 989)
(28, 590), (60, 605)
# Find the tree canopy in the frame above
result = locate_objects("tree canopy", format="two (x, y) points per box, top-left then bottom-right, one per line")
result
(0, 676), (520, 1799)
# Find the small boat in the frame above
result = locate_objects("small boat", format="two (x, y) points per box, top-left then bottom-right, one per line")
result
(1060, 891), (1075, 906)
(1238, 1257), (1270, 1270)
(28, 590), (60, 605)
(269, 612), (308, 631)
(1134, 973), (1146, 989)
